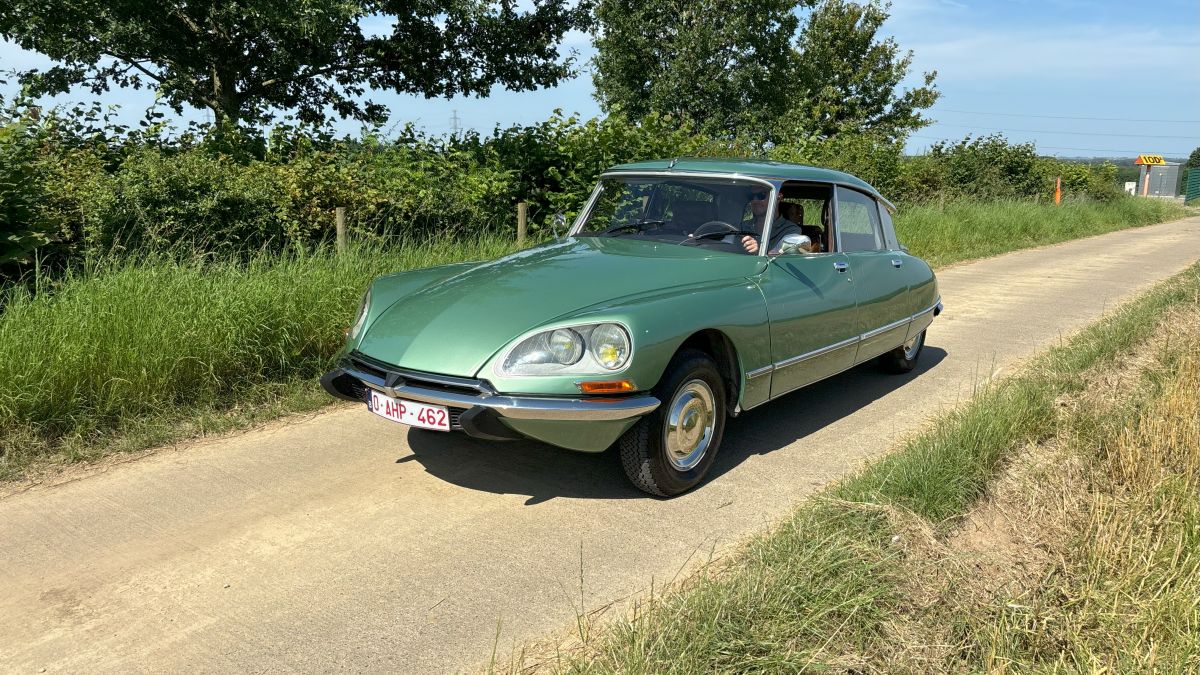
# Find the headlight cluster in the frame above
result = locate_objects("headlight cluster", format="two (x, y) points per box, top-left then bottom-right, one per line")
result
(348, 287), (372, 339)
(498, 323), (632, 376)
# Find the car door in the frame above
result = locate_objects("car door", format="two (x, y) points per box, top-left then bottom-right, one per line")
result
(835, 186), (912, 363)
(756, 250), (860, 400)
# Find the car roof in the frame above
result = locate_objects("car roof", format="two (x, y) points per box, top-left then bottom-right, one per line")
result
(605, 157), (885, 202)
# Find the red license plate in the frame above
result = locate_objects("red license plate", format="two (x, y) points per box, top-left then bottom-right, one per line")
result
(367, 390), (450, 431)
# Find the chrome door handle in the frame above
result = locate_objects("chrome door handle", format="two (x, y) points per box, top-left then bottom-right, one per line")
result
(891, 259), (903, 268)
(833, 261), (849, 273)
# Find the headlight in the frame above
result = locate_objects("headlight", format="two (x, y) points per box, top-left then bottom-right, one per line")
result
(590, 323), (631, 369)
(498, 322), (632, 376)
(348, 287), (371, 339)
(548, 328), (584, 365)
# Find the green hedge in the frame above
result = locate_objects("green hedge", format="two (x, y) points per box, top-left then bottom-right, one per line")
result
(0, 109), (1129, 283)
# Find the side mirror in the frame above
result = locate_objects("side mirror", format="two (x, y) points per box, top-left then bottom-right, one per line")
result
(552, 212), (566, 240)
(777, 233), (812, 255)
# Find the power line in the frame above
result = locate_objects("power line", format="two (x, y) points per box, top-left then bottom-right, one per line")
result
(907, 135), (1190, 156)
(936, 108), (1200, 124)
(930, 123), (1200, 140)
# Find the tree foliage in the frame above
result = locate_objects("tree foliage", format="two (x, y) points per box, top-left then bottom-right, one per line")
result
(1186, 146), (1200, 169)
(592, 0), (938, 141)
(0, 0), (590, 127)
(781, 0), (938, 140)
(591, 0), (805, 137)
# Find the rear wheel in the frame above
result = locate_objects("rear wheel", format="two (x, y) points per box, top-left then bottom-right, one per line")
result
(619, 349), (726, 496)
(878, 329), (925, 373)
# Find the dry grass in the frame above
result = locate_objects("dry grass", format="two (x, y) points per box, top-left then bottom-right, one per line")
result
(972, 319), (1200, 672)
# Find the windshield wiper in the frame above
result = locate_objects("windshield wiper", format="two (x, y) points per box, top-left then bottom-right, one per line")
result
(599, 219), (666, 235)
(680, 230), (760, 245)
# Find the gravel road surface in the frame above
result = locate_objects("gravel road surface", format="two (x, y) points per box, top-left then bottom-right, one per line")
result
(3, 216), (1199, 673)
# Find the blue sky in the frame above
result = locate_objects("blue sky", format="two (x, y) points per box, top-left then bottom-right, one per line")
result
(2, 0), (1198, 158)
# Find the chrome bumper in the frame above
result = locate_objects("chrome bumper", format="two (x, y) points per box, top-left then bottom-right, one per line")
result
(321, 365), (660, 422)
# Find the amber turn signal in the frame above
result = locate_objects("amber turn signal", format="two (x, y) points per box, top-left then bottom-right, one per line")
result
(579, 380), (635, 394)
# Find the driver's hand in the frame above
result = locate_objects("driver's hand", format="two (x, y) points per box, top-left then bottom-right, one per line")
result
(741, 236), (759, 254)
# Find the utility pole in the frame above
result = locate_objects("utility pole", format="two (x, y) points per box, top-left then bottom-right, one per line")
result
(450, 110), (461, 135)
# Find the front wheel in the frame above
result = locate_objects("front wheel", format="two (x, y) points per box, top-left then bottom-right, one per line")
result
(878, 329), (926, 373)
(619, 349), (726, 497)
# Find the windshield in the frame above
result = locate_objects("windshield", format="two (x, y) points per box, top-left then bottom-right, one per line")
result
(573, 175), (774, 254)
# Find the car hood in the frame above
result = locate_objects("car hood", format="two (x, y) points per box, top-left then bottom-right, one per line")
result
(356, 237), (766, 377)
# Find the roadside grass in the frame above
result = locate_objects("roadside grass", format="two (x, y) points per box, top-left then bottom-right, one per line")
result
(0, 236), (520, 480)
(896, 197), (1188, 268)
(0, 198), (1190, 481)
(503, 261), (1200, 673)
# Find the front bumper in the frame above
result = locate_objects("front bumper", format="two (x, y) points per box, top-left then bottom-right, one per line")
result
(322, 366), (659, 422)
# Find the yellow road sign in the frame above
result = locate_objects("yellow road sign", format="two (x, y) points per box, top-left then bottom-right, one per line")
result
(1135, 154), (1166, 165)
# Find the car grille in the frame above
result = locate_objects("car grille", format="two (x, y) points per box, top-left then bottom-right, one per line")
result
(347, 351), (488, 431)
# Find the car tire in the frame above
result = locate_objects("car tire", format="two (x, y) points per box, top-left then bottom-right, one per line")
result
(879, 329), (926, 374)
(618, 349), (726, 497)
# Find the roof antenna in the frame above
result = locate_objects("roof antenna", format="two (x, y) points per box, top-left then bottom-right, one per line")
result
(667, 157), (678, 170)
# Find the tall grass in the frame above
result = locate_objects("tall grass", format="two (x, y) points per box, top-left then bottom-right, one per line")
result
(972, 317), (1200, 670)
(896, 197), (1188, 268)
(0, 236), (519, 478)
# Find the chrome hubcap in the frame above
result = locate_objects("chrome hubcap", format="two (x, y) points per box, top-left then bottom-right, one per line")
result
(664, 379), (716, 471)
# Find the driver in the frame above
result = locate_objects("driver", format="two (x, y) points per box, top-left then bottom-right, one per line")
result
(741, 189), (802, 255)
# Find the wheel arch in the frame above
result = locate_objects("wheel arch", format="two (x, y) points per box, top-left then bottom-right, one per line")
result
(677, 329), (742, 417)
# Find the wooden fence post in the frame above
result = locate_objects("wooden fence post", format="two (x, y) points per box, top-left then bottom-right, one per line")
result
(517, 202), (528, 246)
(335, 207), (347, 254)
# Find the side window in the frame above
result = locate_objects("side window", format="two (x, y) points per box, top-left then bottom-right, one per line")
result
(879, 204), (900, 250)
(835, 186), (884, 252)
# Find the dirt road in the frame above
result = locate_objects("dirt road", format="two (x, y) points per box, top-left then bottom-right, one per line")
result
(3, 217), (1200, 673)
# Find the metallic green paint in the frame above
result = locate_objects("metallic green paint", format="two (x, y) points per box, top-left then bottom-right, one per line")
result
(498, 417), (640, 453)
(356, 237), (768, 384)
(332, 160), (940, 455)
(757, 253), (860, 397)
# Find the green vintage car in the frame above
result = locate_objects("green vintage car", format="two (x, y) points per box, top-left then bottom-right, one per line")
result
(321, 159), (941, 496)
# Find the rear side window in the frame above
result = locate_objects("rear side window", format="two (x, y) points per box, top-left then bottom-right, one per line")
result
(879, 204), (900, 250)
(835, 187), (884, 252)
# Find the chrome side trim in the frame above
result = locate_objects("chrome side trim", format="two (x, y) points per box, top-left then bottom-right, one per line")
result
(774, 336), (861, 371)
(765, 299), (942, 374)
(344, 366), (659, 421)
(746, 365), (774, 379)
(860, 315), (912, 341)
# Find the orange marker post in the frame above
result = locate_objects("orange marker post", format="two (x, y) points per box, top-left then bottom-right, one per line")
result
(1054, 176), (1062, 205)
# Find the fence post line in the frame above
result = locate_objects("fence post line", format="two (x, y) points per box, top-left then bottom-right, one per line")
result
(335, 206), (347, 254)
(517, 202), (528, 246)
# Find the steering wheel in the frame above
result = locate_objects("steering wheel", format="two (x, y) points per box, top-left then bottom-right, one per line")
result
(690, 220), (740, 238)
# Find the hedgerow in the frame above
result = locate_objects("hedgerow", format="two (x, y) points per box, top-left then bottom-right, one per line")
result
(0, 104), (1126, 284)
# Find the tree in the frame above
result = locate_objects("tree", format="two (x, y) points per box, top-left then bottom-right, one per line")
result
(591, 0), (938, 141)
(782, 0), (938, 140)
(1186, 146), (1200, 169)
(0, 0), (590, 128)
(592, 0), (806, 137)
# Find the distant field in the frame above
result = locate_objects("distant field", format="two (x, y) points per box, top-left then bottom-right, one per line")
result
(0, 198), (1190, 480)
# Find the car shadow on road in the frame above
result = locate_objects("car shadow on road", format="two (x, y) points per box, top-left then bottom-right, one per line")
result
(403, 346), (946, 505)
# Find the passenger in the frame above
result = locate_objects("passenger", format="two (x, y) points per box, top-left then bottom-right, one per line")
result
(741, 189), (802, 255)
